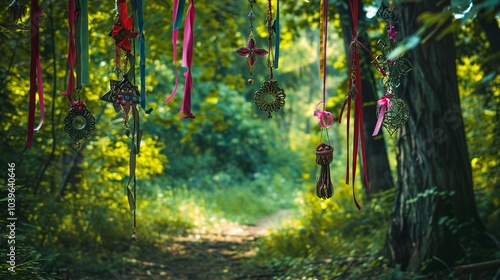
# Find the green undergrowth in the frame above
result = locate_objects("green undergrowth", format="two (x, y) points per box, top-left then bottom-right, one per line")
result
(254, 184), (397, 279)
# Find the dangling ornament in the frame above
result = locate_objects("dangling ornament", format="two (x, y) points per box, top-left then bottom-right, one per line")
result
(101, 0), (144, 241)
(254, 0), (285, 118)
(315, 143), (334, 199)
(312, 0), (334, 200)
(63, 100), (96, 149)
(8, 0), (27, 23)
(375, 95), (409, 136)
(62, 0), (95, 149)
(236, 0), (268, 85)
(372, 0), (412, 136)
(254, 80), (285, 118)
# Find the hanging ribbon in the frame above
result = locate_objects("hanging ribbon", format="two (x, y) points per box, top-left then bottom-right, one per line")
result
(372, 94), (393, 136)
(165, 0), (195, 119)
(273, 0), (280, 68)
(61, 0), (77, 106)
(164, 0), (181, 104)
(315, 0), (333, 129)
(136, 0), (152, 114)
(80, 0), (89, 85)
(174, 0), (186, 29)
(179, 0), (196, 119)
(27, 0), (44, 149)
(337, 0), (367, 210)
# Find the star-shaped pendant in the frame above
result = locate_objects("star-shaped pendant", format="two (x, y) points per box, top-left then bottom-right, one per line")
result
(101, 75), (140, 113)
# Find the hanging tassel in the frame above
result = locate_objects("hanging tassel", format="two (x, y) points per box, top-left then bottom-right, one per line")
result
(315, 143), (334, 199)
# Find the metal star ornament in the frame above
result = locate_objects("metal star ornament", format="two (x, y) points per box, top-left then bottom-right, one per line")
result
(101, 74), (140, 113)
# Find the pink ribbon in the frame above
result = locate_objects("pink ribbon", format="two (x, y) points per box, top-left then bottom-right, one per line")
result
(27, 0), (44, 149)
(164, 0), (180, 104)
(372, 94), (393, 136)
(314, 101), (333, 128)
(179, 0), (195, 119)
(165, 0), (196, 120)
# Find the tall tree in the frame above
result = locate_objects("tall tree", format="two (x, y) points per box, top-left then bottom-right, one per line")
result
(384, 0), (488, 273)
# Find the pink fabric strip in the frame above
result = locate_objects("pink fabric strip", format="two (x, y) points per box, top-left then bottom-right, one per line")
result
(179, 0), (195, 119)
(372, 95), (393, 136)
(164, 0), (180, 103)
(27, 0), (44, 149)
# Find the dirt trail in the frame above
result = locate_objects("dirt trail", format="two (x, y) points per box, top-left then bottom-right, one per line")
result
(122, 210), (292, 280)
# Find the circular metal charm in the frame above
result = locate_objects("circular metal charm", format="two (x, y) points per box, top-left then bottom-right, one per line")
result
(376, 96), (409, 135)
(254, 80), (286, 118)
(63, 105), (96, 141)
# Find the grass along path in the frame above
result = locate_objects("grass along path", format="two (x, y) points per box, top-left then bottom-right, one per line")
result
(120, 210), (293, 280)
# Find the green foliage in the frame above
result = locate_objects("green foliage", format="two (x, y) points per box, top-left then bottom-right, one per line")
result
(0, 0), (498, 278)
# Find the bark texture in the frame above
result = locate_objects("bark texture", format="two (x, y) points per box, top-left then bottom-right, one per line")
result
(385, 0), (485, 273)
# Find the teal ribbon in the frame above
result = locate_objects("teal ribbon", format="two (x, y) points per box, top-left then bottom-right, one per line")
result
(80, 0), (89, 84)
(273, 0), (280, 69)
(174, 0), (186, 30)
(137, 0), (152, 113)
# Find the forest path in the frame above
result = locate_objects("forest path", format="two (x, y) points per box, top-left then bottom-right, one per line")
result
(122, 210), (292, 280)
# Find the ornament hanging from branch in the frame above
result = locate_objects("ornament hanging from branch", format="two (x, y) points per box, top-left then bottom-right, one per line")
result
(8, 0), (27, 23)
(372, 0), (411, 136)
(100, 0), (144, 242)
(236, 0), (268, 85)
(313, 0), (334, 200)
(254, 0), (285, 118)
(62, 0), (95, 149)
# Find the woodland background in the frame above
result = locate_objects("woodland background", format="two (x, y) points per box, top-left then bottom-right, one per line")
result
(0, 0), (499, 279)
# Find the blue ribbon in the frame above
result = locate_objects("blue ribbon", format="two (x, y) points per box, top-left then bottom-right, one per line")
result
(137, 0), (152, 114)
(273, 0), (280, 69)
(174, 0), (186, 30)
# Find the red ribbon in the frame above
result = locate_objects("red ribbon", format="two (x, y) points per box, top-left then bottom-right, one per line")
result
(27, 0), (44, 149)
(61, 0), (76, 106)
(372, 94), (393, 136)
(165, 0), (196, 120)
(337, 0), (370, 210)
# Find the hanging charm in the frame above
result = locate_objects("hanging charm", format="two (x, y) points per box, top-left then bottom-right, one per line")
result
(315, 143), (334, 199)
(254, 0), (285, 118)
(376, 95), (409, 135)
(8, 0), (27, 23)
(63, 100), (96, 149)
(102, 0), (144, 241)
(254, 80), (285, 118)
(372, 0), (412, 136)
(236, 31), (268, 85)
(236, 0), (268, 84)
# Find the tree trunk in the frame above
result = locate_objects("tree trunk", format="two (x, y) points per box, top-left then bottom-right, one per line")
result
(384, 0), (486, 273)
(336, 0), (395, 193)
